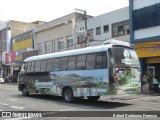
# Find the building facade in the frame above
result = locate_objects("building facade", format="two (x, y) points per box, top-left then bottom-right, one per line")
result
(11, 30), (34, 63)
(0, 20), (44, 77)
(8, 30), (35, 82)
(34, 12), (87, 54)
(76, 7), (130, 46)
(130, 0), (160, 81)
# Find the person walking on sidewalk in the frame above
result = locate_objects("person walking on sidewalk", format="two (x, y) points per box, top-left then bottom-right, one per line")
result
(142, 73), (149, 94)
(152, 77), (159, 93)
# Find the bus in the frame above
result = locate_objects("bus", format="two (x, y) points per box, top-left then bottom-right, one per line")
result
(18, 39), (141, 102)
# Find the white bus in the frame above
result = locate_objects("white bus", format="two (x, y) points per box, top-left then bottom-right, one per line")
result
(18, 39), (141, 102)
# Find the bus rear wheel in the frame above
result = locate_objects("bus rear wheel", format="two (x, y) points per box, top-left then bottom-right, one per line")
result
(87, 96), (100, 101)
(22, 85), (29, 96)
(63, 88), (74, 102)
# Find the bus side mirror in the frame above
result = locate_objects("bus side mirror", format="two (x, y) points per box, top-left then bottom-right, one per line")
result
(19, 65), (22, 70)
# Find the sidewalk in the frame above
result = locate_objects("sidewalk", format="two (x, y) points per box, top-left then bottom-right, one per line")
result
(4, 82), (17, 85)
(100, 92), (160, 102)
(0, 82), (18, 91)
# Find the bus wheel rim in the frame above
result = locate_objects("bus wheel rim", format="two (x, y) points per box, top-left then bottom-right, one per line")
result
(65, 89), (72, 101)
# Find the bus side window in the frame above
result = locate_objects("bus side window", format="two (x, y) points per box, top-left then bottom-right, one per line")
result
(30, 61), (35, 72)
(60, 57), (69, 71)
(41, 60), (47, 72)
(76, 54), (86, 70)
(46, 58), (54, 71)
(35, 60), (41, 72)
(53, 58), (60, 71)
(68, 56), (77, 70)
(95, 52), (102, 69)
(86, 53), (96, 70)
(27, 62), (32, 73)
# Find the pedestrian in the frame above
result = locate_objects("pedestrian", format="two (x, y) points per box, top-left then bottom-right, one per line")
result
(5, 74), (8, 83)
(152, 77), (159, 93)
(142, 73), (149, 94)
(148, 72), (153, 91)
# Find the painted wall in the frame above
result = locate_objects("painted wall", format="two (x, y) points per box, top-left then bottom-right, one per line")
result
(130, 0), (160, 43)
(133, 0), (160, 10)
(34, 13), (78, 54)
(36, 22), (73, 53)
(134, 26), (160, 40)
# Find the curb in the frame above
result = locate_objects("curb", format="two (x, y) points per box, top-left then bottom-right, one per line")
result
(4, 83), (17, 85)
(100, 93), (160, 101)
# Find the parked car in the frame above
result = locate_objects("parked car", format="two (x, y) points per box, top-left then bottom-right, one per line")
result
(0, 77), (4, 84)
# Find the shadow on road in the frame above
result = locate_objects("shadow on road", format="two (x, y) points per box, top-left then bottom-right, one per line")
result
(12, 94), (132, 110)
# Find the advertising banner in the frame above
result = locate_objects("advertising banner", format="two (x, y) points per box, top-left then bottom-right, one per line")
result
(5, 51), (15, 64)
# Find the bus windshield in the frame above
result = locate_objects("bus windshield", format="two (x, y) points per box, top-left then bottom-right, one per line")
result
(112, 46), (141, 94)
(113, 46), (140, 68)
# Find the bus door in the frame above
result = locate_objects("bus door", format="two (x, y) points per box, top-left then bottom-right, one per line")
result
(108, 48), (117, 95)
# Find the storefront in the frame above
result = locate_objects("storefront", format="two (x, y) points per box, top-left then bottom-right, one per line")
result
(6, 30), (35, 82)
(135, 41), (160, 82)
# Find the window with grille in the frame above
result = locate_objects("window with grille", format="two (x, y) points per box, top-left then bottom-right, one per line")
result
(67, 36), (73, 48)
(58, 38), (64, 50)
(112, 20), (130, 37)
(103, 25), (109, 33)
(38, 43), (43, 54)
(96, 27), (101, 35)
(44, 42), (50, 53)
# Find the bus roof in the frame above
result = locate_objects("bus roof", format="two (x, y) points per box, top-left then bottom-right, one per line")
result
(24, 45), (106, 61)
(24, 40), (131, 62)
(103, 39), (130, 46)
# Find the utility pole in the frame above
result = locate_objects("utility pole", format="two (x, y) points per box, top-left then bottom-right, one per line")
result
(84, 10), (88, 47)
(74, 8), (88, 47)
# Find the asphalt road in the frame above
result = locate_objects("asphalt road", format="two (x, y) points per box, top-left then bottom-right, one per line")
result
(0, 83), (160, 120)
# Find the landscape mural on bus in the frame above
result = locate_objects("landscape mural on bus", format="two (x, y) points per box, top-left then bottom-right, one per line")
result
(25, 68), (140, 96)
(111, 68), (141, 95)
(27, 69), (109, 97)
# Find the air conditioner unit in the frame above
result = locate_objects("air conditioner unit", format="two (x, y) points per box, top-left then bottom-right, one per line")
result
(77, 30), (87, 37)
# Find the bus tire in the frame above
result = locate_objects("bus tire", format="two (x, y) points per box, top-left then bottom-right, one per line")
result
(22, 85), (29, 96)
(63, 88), (74, 102)
(87, 96), (100, 101)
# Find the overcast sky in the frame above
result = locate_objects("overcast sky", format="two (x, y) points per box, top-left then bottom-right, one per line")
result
(0, 0), (129, 23)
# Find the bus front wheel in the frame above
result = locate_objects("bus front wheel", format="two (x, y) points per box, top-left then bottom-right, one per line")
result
(63, 88), (74, 102)
(22, 85), (29, 96)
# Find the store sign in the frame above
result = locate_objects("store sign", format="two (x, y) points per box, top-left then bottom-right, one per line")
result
(134, 41), (160, 58)
(5, 51), (15, 64)
(12, 32), (33, 51)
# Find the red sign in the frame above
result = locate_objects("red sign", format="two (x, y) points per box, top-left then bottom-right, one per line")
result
(153, 44), (160, 51)
(5, 51), (15, 64)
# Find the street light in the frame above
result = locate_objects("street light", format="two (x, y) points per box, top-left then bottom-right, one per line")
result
(74, 8), (88, 47)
